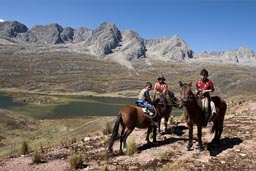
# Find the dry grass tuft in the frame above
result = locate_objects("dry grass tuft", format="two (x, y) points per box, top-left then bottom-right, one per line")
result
(20, 141), (29, 155)
(69, 153), (83, 170)
(126, 138), (137, 155)
(31, 150), (42, 164)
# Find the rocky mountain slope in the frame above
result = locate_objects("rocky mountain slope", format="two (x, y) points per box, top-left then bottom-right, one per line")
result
(1, 20), (255, 66)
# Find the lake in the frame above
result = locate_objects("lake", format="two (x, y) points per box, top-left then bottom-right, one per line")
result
(0, 93), (182, 119)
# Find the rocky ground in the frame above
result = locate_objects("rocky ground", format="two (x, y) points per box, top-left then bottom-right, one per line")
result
(0, 100), (256, 171)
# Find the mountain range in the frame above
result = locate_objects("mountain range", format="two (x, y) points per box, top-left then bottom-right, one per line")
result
(0, 20), (255, 66)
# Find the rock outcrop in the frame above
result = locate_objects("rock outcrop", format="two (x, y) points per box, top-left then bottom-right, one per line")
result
(145, 35), (193, 60)
(0, 21), (28, 37)
(197, 47), (256, 65)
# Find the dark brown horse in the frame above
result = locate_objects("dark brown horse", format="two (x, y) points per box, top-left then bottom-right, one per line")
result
(179, 81), (227, 151)
(155, 90), (180, 134)
(107, 105), (158, 154)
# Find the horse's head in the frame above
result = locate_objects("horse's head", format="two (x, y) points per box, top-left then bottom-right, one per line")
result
(179, 81), (194, 106)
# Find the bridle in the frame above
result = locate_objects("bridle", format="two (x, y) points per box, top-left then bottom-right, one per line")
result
(180, 90), (195, 107)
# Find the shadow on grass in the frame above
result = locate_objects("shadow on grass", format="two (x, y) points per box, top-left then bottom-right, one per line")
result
(207, 137), (243, 156)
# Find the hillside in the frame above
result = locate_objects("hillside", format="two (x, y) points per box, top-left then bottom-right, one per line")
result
(0, 44), (256, 101)
(0, 99), (255, 171)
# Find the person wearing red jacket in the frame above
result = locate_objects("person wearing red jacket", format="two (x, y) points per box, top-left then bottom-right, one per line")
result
(196, 68), (216, 127)
(153, 75), (169, 110)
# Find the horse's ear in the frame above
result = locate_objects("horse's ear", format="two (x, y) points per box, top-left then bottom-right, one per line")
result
(189, 81), (192, 87)
(179, 81), (183, 87)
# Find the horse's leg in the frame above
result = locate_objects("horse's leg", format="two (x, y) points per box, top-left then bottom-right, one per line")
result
(146, 127), (152, 143)
(187, 123), (193, 151)
(164, 113), (170, 132)
(197, 124), (203, 151)
(213, 120), (223, 143)
(119, 126), (125, 154)
(157, 118), (161, 134)
(217, 123), (223, 142)
(122, 128), (134, 150)
(152, 125), (157, 143)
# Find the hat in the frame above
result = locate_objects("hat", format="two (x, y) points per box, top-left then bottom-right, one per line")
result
(157, 75), (166, 81)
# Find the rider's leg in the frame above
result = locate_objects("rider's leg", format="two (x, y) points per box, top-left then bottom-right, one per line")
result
(202, 98), (209, 127)
(160, 95), (166, 110)
(165, 93), (172, 105)
(209, 101), (216, 121)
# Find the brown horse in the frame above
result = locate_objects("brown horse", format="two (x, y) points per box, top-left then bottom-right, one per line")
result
(107, 105), (159, 154)
(155, 90), (180, 134)
(179, 81), (227, 151)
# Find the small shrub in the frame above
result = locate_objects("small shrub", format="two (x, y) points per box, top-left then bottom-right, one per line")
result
(159, 152), (167, 162)
(9, 144), (18, 158)
(32, 150), (42, 164)
(69, 153), (83, 169)
(103, 122), (112, 135)
(71, 137), (77, 144)
(160, 162), (187, 171)
(103, 135), (110, 144)
(126, 138), (137, 155)
(99, 161), (109, 171)
(243, 110), (251, 116)
(21, 141), (29, 155)
(40, 143), (44, 153)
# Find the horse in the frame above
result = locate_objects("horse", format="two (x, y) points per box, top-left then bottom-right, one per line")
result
(107, 104), (160, 154)
(179, 81), (227, 151)
(155, 90), (180, 134)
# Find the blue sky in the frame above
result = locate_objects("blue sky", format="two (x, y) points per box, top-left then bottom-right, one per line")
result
(0, 0), (255, 54)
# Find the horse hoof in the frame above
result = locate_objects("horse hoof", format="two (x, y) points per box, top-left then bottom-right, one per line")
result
(187, 147), (193, 151)
(187, 145), (193, 151)
(197, 147), (203, 152)
(106, 148), (113, 154)
(118, 150), (124, 155)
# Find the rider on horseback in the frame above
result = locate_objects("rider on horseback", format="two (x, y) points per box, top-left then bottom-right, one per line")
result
(195, 69), (217, 127)
(153, 75), (171, 110)
(136, 82), (155, 116)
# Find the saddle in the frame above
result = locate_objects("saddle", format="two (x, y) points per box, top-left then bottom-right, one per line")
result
(135, 100), (155, 116)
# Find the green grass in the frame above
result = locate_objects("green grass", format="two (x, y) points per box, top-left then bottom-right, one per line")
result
(0, 112), (113, 159)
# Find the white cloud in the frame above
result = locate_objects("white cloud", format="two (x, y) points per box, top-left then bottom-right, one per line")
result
(0, 19), (5, 22)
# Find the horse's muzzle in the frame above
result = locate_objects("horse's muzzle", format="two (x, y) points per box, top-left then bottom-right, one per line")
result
(180, 98), (188, 106)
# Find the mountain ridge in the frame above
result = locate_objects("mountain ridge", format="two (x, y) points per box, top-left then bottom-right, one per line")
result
(0, 20), (255, 66)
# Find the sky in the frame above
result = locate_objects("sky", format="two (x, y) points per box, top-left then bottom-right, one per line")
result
(0, 0), (255, 54)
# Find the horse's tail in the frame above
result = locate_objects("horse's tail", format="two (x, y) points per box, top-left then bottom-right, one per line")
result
(211, 98), (227, 134)
(107, 114), (122, 152)
(210, 122), (217, 134)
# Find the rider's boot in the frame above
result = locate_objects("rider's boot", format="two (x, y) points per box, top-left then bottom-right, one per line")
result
(142, 107), (147, 113)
